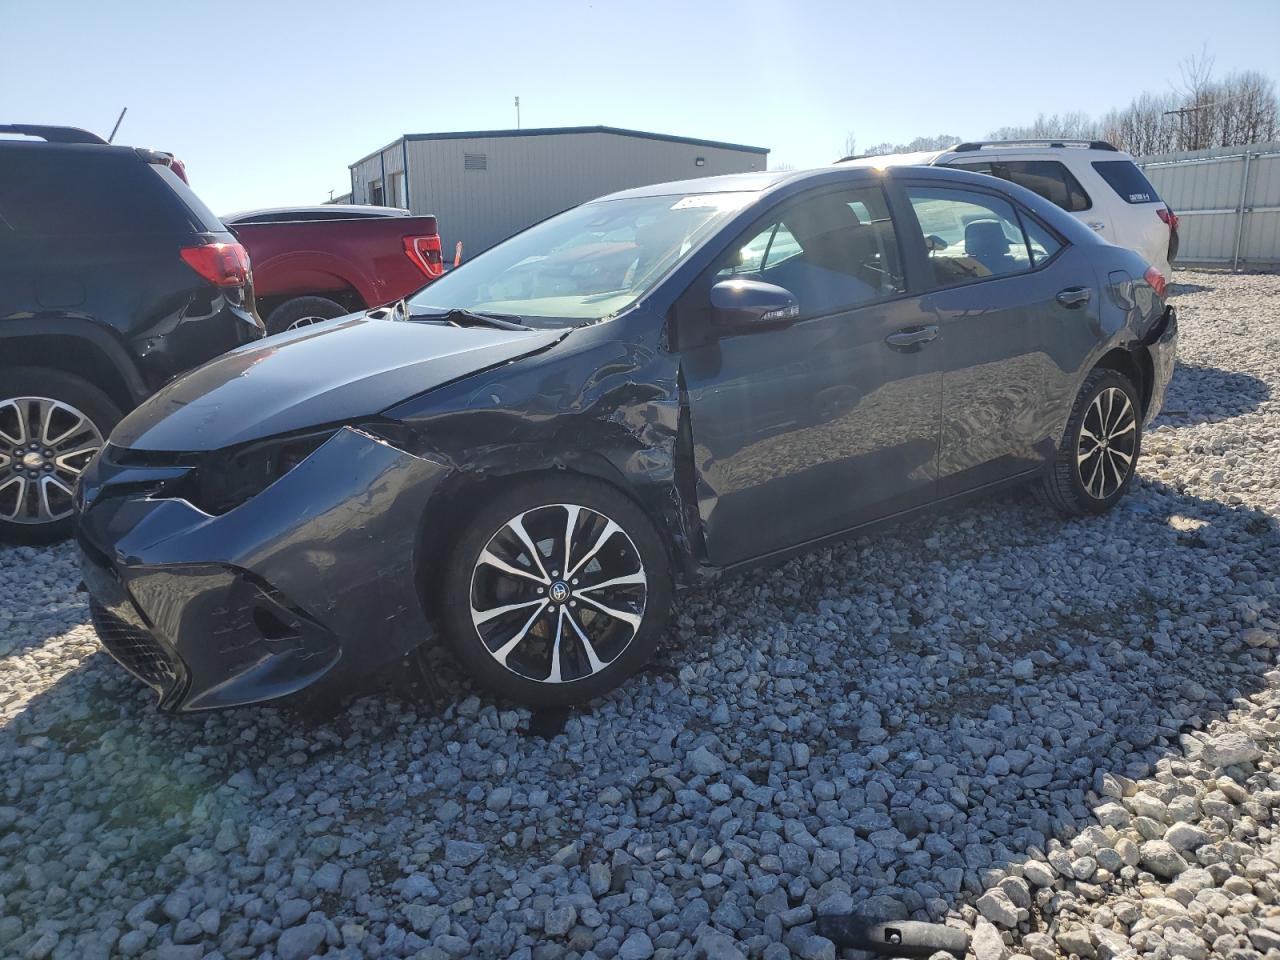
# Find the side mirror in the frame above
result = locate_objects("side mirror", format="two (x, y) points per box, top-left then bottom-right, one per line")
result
(710, 279), (799, 333)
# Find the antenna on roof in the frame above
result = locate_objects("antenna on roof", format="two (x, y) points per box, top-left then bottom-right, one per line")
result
(107, 107), (127, 143)
(514, 96), (521, 129)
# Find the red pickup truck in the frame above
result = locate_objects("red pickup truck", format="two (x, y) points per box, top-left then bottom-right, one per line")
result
(223, 205), (443, 334)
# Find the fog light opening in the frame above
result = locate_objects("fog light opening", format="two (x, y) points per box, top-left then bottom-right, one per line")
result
(253, 606), (298, 642)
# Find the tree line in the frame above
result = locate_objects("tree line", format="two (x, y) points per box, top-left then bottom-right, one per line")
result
(845, 53), (1278, 160)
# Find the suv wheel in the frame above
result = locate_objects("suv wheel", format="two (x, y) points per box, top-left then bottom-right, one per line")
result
(0, 368), (121, 543)
(436, 475), (673, 707)
(265, 296), (347, 336)
(1040, 368), (1141, 516)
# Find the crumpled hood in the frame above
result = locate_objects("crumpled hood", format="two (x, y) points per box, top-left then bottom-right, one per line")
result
(112, 315), (566, 451)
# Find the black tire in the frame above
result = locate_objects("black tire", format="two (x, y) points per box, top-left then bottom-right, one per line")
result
(436, 475), (673, 707)
(264, 296), (347, 336)
(0, 367), (123, 544)
(1040, 368), (1142, 517)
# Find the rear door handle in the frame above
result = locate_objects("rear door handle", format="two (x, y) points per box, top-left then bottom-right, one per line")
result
(1086, 221), (1106, 232)
(1056, 286), (1092, 308)
(885, 324), (939, 350)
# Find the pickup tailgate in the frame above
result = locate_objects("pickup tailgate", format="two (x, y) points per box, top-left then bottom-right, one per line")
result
(230, 214), (441, 307)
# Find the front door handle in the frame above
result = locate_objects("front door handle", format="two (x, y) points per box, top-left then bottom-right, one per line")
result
(1056, 286), (1092, 308)
(885, 324), (939, 350)
(1086, 221), (1106, 232)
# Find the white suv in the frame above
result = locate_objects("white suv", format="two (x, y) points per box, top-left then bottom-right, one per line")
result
(840, 140), (1179, 278)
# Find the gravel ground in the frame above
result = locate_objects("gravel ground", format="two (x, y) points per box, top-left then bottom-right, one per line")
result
(1, 269), (1278, 960)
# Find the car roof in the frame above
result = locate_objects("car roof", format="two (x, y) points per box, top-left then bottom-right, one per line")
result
(597, 171), (795, 201)
(597, 162), (1008, 204)
(222, 204), (411, 222)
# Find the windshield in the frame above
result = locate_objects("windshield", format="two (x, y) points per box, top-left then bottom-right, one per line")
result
(408, 192), (755, 326)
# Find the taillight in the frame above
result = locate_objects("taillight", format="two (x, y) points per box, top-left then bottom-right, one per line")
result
(404, 235), (444, 279)
(1143, 265), (1167, 299)
(180, 242), (251, 287)
(1157, 207), (1179, 232)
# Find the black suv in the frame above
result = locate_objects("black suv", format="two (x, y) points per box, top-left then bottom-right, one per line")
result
(0, 124), (264, 542)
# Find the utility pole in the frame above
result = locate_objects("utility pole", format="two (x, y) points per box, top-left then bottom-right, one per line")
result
(1163, 104), (1203, 151)
(1164, 94), (1244, 151)
(514, 96), (520, 129)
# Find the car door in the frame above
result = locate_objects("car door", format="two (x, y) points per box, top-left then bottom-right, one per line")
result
(899, 180), (1102, 496)
(677, 183), (943, 567)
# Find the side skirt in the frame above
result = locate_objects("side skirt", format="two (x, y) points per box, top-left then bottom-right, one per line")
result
(686, 466), (1045, 587)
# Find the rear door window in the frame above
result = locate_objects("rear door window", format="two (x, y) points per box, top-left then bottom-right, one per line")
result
(0, 147), (204, 237)
(949, 159), (1092, 212)
(1091, 160), (1161, 204)
(1021, 214), (1063, 266)
(905, 186), (1034, 288)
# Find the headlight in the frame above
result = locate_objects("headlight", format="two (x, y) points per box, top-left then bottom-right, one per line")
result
(190, 429), (335, 515)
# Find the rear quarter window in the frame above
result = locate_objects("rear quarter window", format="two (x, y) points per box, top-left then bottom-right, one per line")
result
(1091, 160), (1161, 204)
(948, 159), (1092, 212)
(0, 146), (206, 237)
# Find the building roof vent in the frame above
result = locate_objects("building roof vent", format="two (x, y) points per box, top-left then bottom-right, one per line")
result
(464, 153), (488, 171)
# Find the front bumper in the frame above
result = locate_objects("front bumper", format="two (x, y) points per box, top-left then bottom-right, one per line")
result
(76, 427), (449, 711)
(1143, 305), (1178, 424)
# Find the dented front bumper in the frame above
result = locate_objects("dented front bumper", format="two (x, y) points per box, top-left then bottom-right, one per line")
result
(75, 427), (449, 711)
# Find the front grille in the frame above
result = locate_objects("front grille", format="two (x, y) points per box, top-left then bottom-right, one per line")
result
(90, 601), (177, 690)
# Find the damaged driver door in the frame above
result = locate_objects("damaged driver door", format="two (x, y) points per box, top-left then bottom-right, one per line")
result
(676, 183), (943, 567)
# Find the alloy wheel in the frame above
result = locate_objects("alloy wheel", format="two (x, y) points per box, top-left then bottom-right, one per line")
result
(469, 503), (648, 684)
(286, 316), (328, 331)
(0, 396), (104, 524)
(1076, 386), (1136, 500)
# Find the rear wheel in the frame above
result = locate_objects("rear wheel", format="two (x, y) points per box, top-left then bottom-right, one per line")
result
(1040, 368), (1141, 516)
(436, 475), (672, 707)
(264, 295), (347, 335)
(0, 368), (121, 543)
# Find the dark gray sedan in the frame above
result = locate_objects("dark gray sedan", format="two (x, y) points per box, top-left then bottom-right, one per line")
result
(76, 164), (1176, 709)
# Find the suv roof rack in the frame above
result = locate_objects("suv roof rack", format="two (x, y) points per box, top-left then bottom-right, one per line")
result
(953, 139), (1118, 152)
(0, 123), (108, 145)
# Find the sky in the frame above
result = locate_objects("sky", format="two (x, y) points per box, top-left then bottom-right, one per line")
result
(4, 0), (1279, 214)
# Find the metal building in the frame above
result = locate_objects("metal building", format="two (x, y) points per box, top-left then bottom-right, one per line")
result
(347, 125), (769, 257)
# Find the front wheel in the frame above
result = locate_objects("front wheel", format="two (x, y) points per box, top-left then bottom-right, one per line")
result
(1040, 368), (1142, 516)
(0, 368), (121, 543)
(436, 475), (673, 707)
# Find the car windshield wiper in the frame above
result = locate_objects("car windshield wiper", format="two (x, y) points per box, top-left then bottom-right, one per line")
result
(405, 305), (532, 331)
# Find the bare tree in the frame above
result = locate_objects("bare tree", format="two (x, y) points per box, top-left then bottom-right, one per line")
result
(1217, 70), (1279, 146)
(1099, 91), (1180, 156)
(859, 51), (1278, 161)
(860, 134), (962, 156)
(1175, 47), (1217, 150)
(841, 131), (858, 159)
(988, 112), (1099, 141)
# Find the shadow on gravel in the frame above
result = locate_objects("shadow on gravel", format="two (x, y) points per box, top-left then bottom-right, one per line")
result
(1170, 281), (1214, 295)
(1151, 362), (1270, 427)
(0, 474), (1276, 955)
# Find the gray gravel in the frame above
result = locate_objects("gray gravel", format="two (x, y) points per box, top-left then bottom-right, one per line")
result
(1, 270), (1278, 960)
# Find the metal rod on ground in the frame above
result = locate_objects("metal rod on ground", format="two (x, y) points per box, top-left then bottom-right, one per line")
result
(1232, 150), (1252, 273)
(815, 915), (969, 958)
(107, 107), (127, 143)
